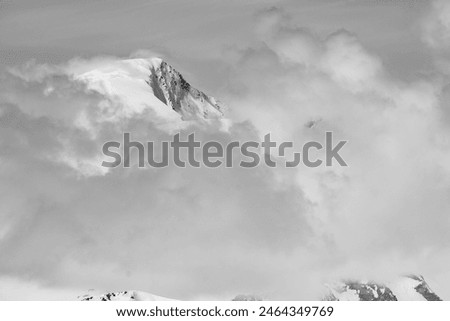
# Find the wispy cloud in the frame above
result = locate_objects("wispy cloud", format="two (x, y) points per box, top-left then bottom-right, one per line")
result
(0, 0), (449, 300)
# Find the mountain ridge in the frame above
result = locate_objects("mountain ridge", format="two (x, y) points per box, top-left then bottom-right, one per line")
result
(79, 275), (442, 301)
(147, 58), (225, 120)
(324, 275), (442, 301)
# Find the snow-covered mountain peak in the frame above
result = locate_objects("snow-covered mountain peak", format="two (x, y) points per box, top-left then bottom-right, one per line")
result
(79, 290), (174, 301)
(147, 59), (225, 120)
(324, 275), (442, 301)
(70, 56), (225, 125)
(80, 274), (443, 301)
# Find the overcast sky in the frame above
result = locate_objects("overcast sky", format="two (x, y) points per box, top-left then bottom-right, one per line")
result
(0, 0), (436, 87)
(1, 0), (450, 300)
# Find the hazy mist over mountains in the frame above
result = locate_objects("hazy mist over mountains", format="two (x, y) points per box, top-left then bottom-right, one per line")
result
(0, 0), (450, 300)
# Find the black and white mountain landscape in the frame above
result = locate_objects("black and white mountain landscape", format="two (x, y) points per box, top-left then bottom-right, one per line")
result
(324, 275), (442, 301)
(69, 59), (444, 301)
(1, 0), (450, 301)
(81, 274), (442, 301)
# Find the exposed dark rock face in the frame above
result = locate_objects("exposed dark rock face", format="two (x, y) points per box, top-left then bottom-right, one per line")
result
(81, 291), (131, 301)
(408, 275), (442, 301)
(323, 275), (441, 301)
(346, 281), (397, 301)
(148, 60), (224, 120)
(325, 281), (397, 301)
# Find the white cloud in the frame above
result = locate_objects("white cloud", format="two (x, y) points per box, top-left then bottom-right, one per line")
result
(1, 3), (450, 300)
(422, 0), (450, 51)
(223, 5), (450, 296)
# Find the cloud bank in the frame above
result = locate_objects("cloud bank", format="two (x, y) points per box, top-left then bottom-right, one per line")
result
(1, 0), (450, 300)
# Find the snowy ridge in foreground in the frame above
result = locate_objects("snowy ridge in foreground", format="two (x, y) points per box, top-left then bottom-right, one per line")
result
(80, 275), (442, 301)
(79, 290), (174, 301)
(324, 275), (442, 301)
